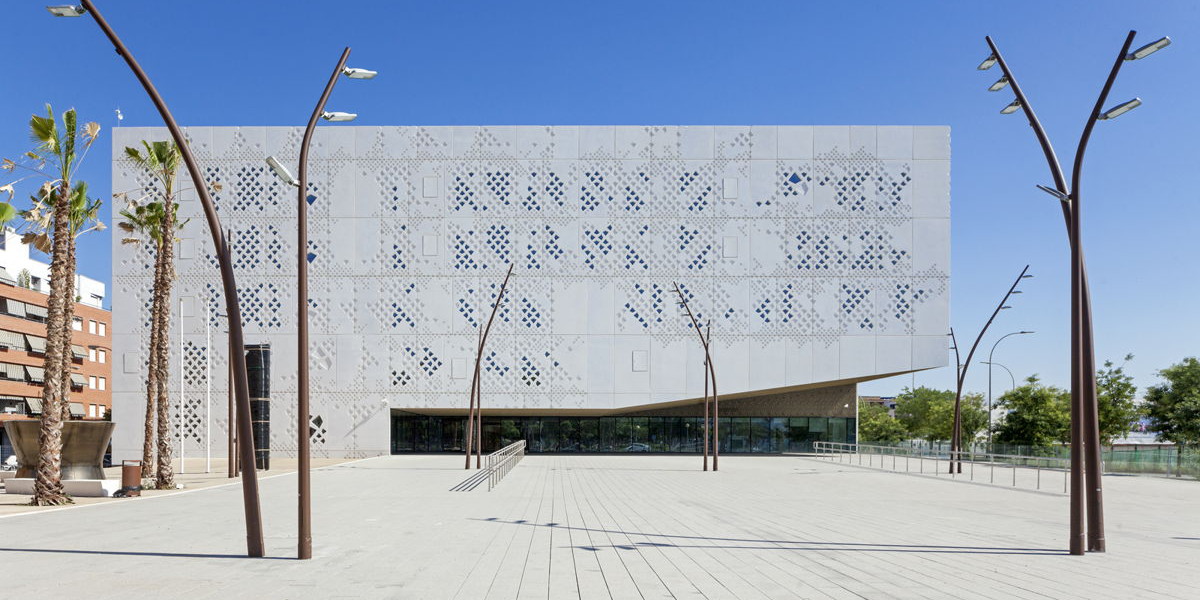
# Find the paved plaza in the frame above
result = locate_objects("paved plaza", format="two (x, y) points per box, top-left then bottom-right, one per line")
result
(1, 454), (1198, 599)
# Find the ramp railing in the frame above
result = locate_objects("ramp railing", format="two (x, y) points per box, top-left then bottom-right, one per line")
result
(813, 441), (1069, 494)
(451, 440), (526, 492)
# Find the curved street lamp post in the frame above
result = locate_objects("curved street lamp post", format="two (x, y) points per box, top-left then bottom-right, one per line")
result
(980, 30), (1169, 555)
(673, 283), (719, 471)
(981, 360), (1017, 394)
(986, 331), (1033, 446)
(49, 1), (265, 557)
(949, 266), (1031, 474)
(467, 264), (515, 469)
(263, 49), (375, 560)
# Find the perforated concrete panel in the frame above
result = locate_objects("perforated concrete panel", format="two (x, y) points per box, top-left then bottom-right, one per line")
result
(111, 126), (950, 459)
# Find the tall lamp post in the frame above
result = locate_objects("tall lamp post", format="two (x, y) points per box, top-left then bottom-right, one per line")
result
(466, 264), (514, 469)
(949, 266), (1031, 474)
(673, 283), (718, 471)
(48, 2), (264, 557)
(980, 30), (1169, 555)
(987, 331), (1033, 446)
(981, 360), (1017, 393)
(264, 49), (376, 560)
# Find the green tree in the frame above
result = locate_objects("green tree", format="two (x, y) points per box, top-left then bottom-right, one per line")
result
(892, 387), (987, 445)
(1097, 354), (1139, 445)
(857, 400), (907, 444)
(1, 105), (101, 505)
(894, 386), (950, 442)
(992, 376), (1070, 450)
(117, 140), (184, 486)
(1143, 357), (1200, 477)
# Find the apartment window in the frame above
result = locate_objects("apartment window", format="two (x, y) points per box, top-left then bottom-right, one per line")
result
(88, 404), (96, 418)
(88, 376), (97, 390)
(88, 348), (96, 362)
(99, 405), (106, 419)
(30, 276), (40, 291)
(72, 318), (82, 331)
(98, 377), (106, 391)
(98, 349), (106, 364)
(98, 322), (106, 337)
(88, 320), (96, 334)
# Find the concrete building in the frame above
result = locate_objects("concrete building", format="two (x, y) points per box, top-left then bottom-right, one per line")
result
(110, 125), (950, 459)
(0, 230), (111, 464)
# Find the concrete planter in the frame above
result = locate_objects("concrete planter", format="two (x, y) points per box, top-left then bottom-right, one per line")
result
(2, 420), (115, 480)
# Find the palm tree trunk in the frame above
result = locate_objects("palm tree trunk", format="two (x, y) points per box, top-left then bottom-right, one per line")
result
(154, 207), (176, 488)
(142, 238), (166, 477)
(33, 182), (73, 506)
(59, 239), (77, 423)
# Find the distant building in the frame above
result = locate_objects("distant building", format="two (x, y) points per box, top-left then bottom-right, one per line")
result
(859, 395), (897, 418)
(0, 229), (110, 464)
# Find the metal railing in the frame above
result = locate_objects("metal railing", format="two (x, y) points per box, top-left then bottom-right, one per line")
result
(813, 441), (1070, 494)
(450, 440), (526, 492)
(485, 440), (526, 491)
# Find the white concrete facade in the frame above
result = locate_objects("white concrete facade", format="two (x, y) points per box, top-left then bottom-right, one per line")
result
(0, 228), (106, 308)
(109, 125), (950, 459)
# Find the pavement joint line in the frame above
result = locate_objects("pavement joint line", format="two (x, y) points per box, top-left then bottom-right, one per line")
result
(0, 454), (386, 522)
(585, 457), (738, 599)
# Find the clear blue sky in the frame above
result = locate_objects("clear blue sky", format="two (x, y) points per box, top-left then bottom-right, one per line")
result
(1, 0), (1196, 401)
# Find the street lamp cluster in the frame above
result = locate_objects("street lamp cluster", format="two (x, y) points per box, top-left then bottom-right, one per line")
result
(947, 266), (1031, 475)
(47, 2), (377, 561)
(979, 30), (1169, 556)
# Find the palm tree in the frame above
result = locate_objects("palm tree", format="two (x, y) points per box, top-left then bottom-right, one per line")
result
(116, 141), (183, 486)
(23, 182), (105, 425)
(0, 105), (101, 506)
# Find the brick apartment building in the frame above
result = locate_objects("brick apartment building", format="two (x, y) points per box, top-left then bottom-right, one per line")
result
(0, 229), (110, 464)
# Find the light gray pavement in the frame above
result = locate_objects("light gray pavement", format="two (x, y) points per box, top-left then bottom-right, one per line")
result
(1, 454), (1197, 599)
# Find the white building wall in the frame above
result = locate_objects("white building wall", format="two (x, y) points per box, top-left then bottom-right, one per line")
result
(0, 228), (106, 308)
(110, 125), (950, 459)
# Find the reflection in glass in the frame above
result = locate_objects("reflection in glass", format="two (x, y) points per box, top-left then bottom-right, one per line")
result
(390, 413), (856, 454)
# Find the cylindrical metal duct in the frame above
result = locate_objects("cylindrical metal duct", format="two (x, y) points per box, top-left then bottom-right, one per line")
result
(245, 344), (271, 470)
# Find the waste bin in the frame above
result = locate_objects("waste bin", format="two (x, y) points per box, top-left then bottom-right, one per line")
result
(120, 460), (142, 497)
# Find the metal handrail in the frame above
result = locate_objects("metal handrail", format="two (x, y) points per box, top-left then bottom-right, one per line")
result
(451, 439), (526, 492)
(813, 441), (1070, 493)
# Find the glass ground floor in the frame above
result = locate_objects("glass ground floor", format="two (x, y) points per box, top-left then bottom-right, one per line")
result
(391, 414), (855, 454)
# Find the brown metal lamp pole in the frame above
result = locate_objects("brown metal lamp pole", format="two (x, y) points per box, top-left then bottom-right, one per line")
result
(264, 47), (374, 559)
(467, 264), (514, 468)
(949, 266), (1031, 474)
(56, 0), (264, 557)
(982, 31), (1168, 554)
(673, 283), (718, 471)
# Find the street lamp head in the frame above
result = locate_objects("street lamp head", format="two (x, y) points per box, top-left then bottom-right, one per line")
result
(321, 111), (357, 122)
(1021, 274), (1033, 279)
(342, 67), (378, 80)
(1126, 36), (1171, 61)
(987, 77), (1010, 92)
(46, 5), (85, 16)
(977, 53), (998, 70)
(1000, 99), (1022, 114)
(1000, 305), (1012, 310)
(1019, 330), (1034, 334)
(1036, 184), (1070, 203)
(264, 156), (300, 188)
(1098, 98), (1142, 120)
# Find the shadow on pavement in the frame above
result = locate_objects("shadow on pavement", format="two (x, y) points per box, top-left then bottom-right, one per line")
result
(474, 518), (1062, 555)
(0, 547), (293, 560)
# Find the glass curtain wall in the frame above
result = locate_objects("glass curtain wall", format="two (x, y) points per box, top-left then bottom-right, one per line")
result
(391, 415), (854, 454)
